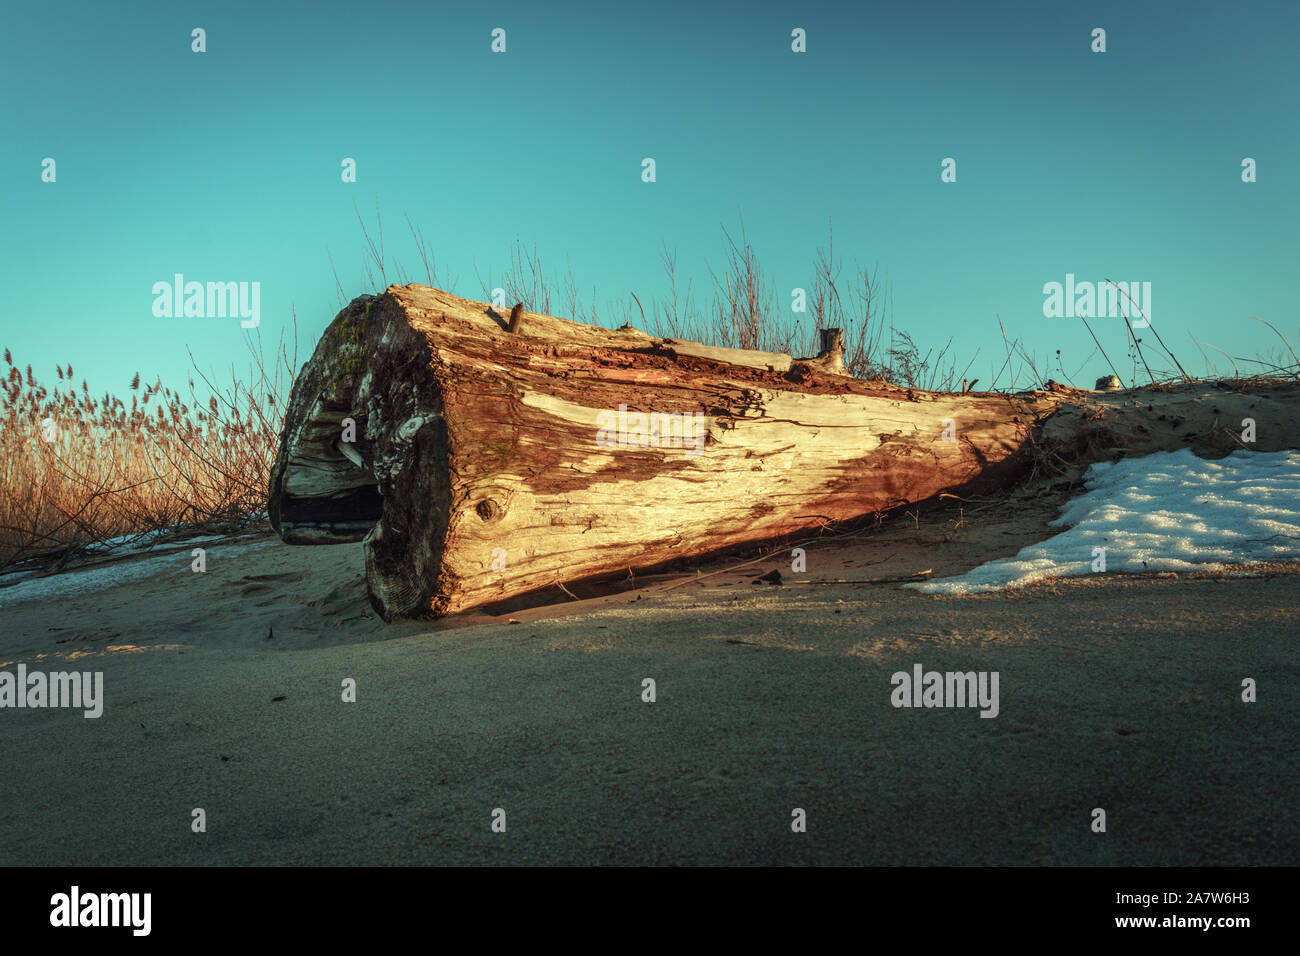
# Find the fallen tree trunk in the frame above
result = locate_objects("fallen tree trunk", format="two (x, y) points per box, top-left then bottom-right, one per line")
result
(268, 285), (1058, 618)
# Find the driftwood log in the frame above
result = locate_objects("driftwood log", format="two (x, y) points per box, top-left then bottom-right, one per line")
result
(268, 285), (1059, 618)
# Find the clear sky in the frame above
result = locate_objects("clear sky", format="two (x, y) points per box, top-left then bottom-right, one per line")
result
(2, 0), (1296, 398)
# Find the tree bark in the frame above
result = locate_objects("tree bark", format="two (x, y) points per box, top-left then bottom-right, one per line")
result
(268, 285), (1056, 618)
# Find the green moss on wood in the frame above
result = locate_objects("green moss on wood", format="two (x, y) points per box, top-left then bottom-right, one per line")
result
(305, 296), (377, 399)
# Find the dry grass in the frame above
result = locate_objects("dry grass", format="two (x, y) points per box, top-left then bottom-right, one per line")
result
(342, 206), (975, 391)
(0, 325), (297, 569)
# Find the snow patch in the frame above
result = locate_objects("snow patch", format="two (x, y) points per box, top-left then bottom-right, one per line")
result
(0, 537), (276, 608)
(908, 449), (1300, 594)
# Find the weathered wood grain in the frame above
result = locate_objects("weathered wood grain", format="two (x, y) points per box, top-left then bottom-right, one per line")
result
(269, 285), (1058, 618)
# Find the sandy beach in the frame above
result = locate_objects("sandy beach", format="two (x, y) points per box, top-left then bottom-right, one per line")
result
(2, 482), (1295, 866)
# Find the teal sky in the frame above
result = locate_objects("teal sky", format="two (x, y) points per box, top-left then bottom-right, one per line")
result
(2, 0), (1296, 399)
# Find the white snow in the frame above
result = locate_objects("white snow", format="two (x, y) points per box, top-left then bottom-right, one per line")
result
(0, 536), (276, 609)
(84, 514), (267, 558)
(908, 448), (1300, 595)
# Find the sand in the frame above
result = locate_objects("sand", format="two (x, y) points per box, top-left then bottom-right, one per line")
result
(1, 480), (1295, 865)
